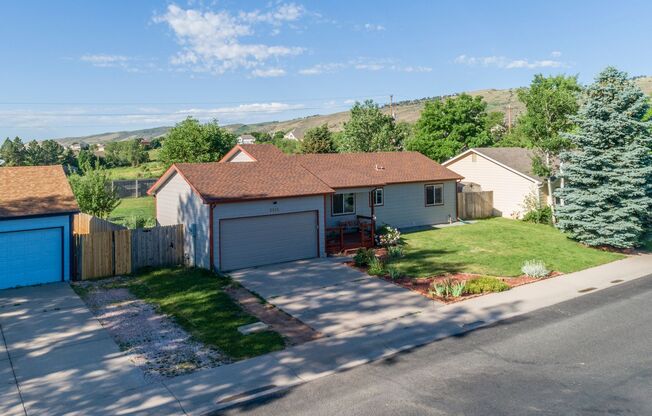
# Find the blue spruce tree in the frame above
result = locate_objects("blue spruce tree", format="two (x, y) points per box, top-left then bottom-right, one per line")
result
(556, 67), (652, 248)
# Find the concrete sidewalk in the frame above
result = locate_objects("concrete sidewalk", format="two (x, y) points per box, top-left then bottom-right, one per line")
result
(0, 283), (183, 416)
(162, 254), (652, 415)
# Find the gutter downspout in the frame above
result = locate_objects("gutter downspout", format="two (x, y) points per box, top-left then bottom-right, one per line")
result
(209, 204), (215, 271)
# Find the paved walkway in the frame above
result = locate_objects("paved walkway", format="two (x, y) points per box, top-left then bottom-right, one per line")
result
(0, 283), (183, 416)
(164, 253), (652, 414)
(229, 258), (437, 336)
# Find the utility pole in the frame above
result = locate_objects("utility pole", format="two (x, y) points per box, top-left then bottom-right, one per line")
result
(390, 94), (396, 120)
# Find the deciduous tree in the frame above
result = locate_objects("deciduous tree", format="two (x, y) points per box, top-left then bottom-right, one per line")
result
(159, 117), (236, 165)
(68, 164), (120, 218)
(339, 100), (407, 152)
(406, 94), (492, 162)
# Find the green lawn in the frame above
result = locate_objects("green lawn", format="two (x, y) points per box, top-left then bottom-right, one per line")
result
(389, 218), (625, 277)
(106, 161), (165, 180)
(108, 196), (155, 227)
(128, 267), (285, 360)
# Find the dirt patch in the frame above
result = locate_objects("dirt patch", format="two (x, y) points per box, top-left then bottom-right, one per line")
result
(226, 286), (322, 345)
(73, 277), (228, 380)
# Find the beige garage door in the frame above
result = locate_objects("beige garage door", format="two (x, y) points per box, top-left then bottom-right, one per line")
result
(219, 211), (319, 271)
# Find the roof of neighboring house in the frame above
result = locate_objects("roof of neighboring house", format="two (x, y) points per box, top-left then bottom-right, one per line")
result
(219, 143), (288, 163)
(294, 151), (463, 188)
(0, 165), (79, 219)
(237, 134), (256, 140)
(444, 147), (548, 183)
(149, 144), (463, 202)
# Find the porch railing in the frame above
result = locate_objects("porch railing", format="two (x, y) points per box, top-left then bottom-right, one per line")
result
(325, 215), (375, 254)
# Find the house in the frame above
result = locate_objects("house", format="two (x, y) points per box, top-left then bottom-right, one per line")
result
(148, 144), (462, 271)
(443, 147), (556, 218)
(0, 165), (79, 289)
(283, 127), (305, 141)
(236, 134), (256, 145)
(68, 141), (89, 152)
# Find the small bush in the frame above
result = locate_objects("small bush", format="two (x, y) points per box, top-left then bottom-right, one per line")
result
(387, 267), (403, 280)
(376, 225), (401, 247)
(429, 278), (465, 299)
(367, 258), (386, 276)
(353, 248), (374, 267)
(387, 245), (404, 260)
(522, 206), (553, 225)
(464, 276), (510, 294)
(521, 260), (549, 278)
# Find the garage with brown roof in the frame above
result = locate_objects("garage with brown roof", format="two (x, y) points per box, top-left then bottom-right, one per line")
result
(0, 165), (79, 289)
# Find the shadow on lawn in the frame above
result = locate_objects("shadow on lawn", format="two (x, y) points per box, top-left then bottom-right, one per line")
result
(393, 247), (466, 276)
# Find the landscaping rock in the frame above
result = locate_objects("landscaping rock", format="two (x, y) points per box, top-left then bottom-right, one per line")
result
(237, 322), (269, 335)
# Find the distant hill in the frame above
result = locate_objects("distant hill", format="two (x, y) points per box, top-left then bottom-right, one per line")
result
(54, 76), (652, 144)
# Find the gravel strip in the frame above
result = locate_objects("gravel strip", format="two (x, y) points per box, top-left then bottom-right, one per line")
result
(74, 277), (229, 381)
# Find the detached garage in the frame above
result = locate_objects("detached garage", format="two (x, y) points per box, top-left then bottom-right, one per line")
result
(0, 166), (79, 289)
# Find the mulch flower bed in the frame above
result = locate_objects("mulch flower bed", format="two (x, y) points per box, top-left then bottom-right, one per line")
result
(345, 253), (564, 305)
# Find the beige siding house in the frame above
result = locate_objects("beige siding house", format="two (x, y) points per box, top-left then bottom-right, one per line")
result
(443, 147), (554, 219)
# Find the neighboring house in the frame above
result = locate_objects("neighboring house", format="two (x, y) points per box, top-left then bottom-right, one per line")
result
(69, 141), (89, 151)
(283, 127), (305, 141)
(0, 165), (79, 289)
(443, 147), (557, 218)
(236, 134), (256, 145)
(95, 143), (106, 152)
(148, 144), (462, 272)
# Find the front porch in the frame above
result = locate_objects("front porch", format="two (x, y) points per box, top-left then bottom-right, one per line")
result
(326, 215), (376, 254)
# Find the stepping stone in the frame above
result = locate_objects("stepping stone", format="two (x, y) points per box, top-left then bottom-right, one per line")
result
(238, 322), (269, 335)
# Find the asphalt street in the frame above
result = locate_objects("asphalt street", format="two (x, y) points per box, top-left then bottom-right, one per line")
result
(219, 274), (652, 416)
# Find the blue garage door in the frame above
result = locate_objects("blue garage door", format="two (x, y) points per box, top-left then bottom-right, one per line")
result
(0, 227), (63, 289)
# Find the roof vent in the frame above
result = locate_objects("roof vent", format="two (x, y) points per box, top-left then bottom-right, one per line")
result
(375, 164), (385, 171)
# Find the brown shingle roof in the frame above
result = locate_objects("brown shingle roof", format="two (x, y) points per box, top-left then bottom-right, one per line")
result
(294, 151), (463, 188)
(171, 160), (333, 202)
(0, 165), (79, 218)
(150, 145), (462, 201)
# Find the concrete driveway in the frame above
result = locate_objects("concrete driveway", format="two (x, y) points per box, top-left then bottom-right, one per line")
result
(0, 283), (183, 416)
(229, 257), (438, 336)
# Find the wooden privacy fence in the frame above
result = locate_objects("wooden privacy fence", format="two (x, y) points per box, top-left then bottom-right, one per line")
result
(73, 213), (126, 234)
(74, 224), (184, 280)
(458, 191), (494, 220)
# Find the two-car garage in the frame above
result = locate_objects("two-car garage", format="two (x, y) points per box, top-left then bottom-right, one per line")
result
(219, 210), (319, 271)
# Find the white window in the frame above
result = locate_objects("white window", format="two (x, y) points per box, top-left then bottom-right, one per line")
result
(425, 184), (444, 206)
(372, 188), (384, 206)
(333, 193), (355, 215)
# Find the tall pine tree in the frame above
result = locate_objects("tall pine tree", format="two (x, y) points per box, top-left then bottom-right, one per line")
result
(556, 67), (652, 248)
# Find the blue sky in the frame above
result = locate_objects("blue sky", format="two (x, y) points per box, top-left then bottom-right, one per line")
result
(1, 0), (650, 139)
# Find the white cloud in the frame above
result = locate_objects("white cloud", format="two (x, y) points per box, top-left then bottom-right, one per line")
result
(363, 23), (385, 31)
(454, 54), (566, 69)
(178, 102), (304, 117)
(299, 58), (431, 75)
(80, 54), (129, 66)
(251, 68), (286, 77)
(298, 62), (346, 75)
(154, 4), (305, 75)
(551, 51), (562, 58)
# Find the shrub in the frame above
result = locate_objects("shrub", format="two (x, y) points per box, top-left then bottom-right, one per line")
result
(387, 267), (403, 280)
(429, 278), (465, 299)
(521, 260), (550, 278)
(464, 276), (510, 294)
(353, 248), (374, 267)
(367, 258), (386, 276)
(376, 225), (401, 247)
(523, 206), (553, 225)
(387, 245), (404, 260)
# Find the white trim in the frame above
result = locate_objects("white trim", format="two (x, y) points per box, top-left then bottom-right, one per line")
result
(443, 149), (542, 185)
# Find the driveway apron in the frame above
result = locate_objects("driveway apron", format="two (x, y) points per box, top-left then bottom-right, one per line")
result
(0, 283), (184, 416)
(229, 257), (439, 336)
